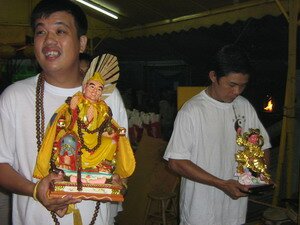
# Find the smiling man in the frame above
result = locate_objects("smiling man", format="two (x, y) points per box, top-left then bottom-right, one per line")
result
(164, 44), (271, 225)
(0, 0), (128, 224)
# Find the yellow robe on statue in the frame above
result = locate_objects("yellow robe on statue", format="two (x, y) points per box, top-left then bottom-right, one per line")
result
(33, 92), (135, 179)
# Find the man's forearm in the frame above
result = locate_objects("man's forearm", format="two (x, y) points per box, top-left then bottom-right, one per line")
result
(0, 163), (35, 197)
(168, 159), (225, 189)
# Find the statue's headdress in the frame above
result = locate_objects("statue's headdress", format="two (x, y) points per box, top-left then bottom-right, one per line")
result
(88, 72), (105, 86)
(83, 54), (119, 100)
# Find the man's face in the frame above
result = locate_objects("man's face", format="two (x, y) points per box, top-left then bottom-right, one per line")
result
(210, 72), (249, 103)
(83, 80), (103, 103)
(33, 11), (86, 75)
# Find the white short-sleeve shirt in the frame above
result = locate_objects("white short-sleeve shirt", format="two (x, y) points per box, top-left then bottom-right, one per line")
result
(164, 90), (271, 225)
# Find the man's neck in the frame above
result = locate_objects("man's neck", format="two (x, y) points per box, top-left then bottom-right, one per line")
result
(43, 71), (83, 88)
(205, 86), (224, 102)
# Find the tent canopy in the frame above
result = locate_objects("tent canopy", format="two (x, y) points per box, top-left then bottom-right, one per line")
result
(0, 0), (289, 43)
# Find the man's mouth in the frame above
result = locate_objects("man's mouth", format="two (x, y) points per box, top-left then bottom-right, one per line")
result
(45, 51), (59, 57)
(42, 47), (61, 59)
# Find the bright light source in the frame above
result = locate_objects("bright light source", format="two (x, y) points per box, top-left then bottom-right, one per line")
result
(75, 0), (118, 20)
(263, 96), (274, 113)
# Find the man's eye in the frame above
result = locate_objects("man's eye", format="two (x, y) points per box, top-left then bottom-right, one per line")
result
(57, 30), (66, 35)
(35, 30), (45, 36)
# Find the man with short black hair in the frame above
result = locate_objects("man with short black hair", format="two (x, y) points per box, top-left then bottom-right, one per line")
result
(0, 0), (128, 224)
(164, 44), (271, 225)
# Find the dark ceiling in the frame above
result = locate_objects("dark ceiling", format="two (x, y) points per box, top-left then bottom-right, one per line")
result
(92, 14), (291, 115)
(96, 15), (289, 64)
(80, 0), (255, 29)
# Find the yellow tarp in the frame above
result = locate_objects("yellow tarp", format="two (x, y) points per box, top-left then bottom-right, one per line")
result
(117, 131), (178, 225)
(177, 86), (206, 110)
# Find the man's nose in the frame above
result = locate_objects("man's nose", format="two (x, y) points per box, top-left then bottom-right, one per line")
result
(45, 32), (58, 44)
(233, 86), (243, 95)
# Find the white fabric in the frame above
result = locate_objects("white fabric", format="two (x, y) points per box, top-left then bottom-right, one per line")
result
(0, 74), (128, 225)
(163, 90), (271, 225)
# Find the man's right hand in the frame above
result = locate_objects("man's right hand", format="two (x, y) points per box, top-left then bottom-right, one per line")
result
(35, 172), (81, 217)
(220, 179), (249, 199)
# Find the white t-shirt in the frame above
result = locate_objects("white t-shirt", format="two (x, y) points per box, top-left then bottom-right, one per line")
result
(163, 90), (271, 225)
(0, 75), (128, 225)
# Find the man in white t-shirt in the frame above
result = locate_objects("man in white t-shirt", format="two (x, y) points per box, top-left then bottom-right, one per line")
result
(0, 0), (128, 224)
(164, 44), (271, 225)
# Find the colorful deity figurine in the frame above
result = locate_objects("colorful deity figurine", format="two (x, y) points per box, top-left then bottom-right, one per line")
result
(235, 128), (271, 184)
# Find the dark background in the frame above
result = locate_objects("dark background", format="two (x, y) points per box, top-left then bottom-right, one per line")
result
(1, 15), (294, 128)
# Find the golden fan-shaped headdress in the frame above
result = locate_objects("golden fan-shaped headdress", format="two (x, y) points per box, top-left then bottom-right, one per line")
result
(83, 54), (119, 100)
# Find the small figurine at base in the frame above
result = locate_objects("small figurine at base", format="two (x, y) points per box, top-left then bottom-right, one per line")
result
(235, 128), (273, 190)
(236, 168), (268, 186)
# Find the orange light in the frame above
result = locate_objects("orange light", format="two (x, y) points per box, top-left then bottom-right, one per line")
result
(264, 98), (274, 112)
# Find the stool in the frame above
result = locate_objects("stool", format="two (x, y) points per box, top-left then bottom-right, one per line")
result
(261, 208), (293, 225)
(143, 191), (178, 225)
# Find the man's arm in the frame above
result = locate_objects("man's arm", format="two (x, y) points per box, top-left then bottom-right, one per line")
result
(0, 163), (81, 217)
(0, 163), (34, 196)
(168, 159), (249, 199)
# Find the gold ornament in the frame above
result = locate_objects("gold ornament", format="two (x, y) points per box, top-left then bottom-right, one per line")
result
(235, 128), (271, 183)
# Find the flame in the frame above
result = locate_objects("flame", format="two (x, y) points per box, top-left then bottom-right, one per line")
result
(264, 99), (274, 112)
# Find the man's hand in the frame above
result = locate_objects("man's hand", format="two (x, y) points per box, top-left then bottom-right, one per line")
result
(112, 174), (127, 195)
(36, 172), (81, 217)
(219, 179), (249, 199)
(168, 159), (249, 200)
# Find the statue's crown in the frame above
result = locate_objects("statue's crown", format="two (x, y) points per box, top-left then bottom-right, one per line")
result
(88, 72), (104, 85)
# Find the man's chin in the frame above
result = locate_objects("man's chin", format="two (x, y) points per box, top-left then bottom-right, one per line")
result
(224, 98), (236, 103)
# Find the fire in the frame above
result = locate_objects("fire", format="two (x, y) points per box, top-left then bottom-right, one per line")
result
(264, 98), (274, 112)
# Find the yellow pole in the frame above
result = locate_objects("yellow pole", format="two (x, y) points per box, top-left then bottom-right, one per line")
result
(272, 117), (287, 205)
(275, 0), (289, 21)
(272, 0), (298, 205)
(285, 0), (297, 199)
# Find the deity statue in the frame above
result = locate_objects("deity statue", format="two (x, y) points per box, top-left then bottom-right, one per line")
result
(235, 128), (271, 186)
(33, 54), (135, 201)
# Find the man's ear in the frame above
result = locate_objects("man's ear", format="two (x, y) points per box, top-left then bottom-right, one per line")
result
(209, 71), (217, 83)
(79, 35), (88, 53)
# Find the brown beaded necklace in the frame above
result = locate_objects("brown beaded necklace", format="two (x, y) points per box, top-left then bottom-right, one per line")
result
(77, 110), (111, 153)
(35, 73), (101, 225)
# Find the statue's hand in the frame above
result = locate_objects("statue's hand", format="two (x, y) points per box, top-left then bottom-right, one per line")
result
(86, 105), (95, 122)
(70, 96), (79, 110)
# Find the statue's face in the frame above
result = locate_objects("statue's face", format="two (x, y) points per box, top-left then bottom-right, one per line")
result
(83, 80), (103, 103)
(248, 134), (259, 144)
